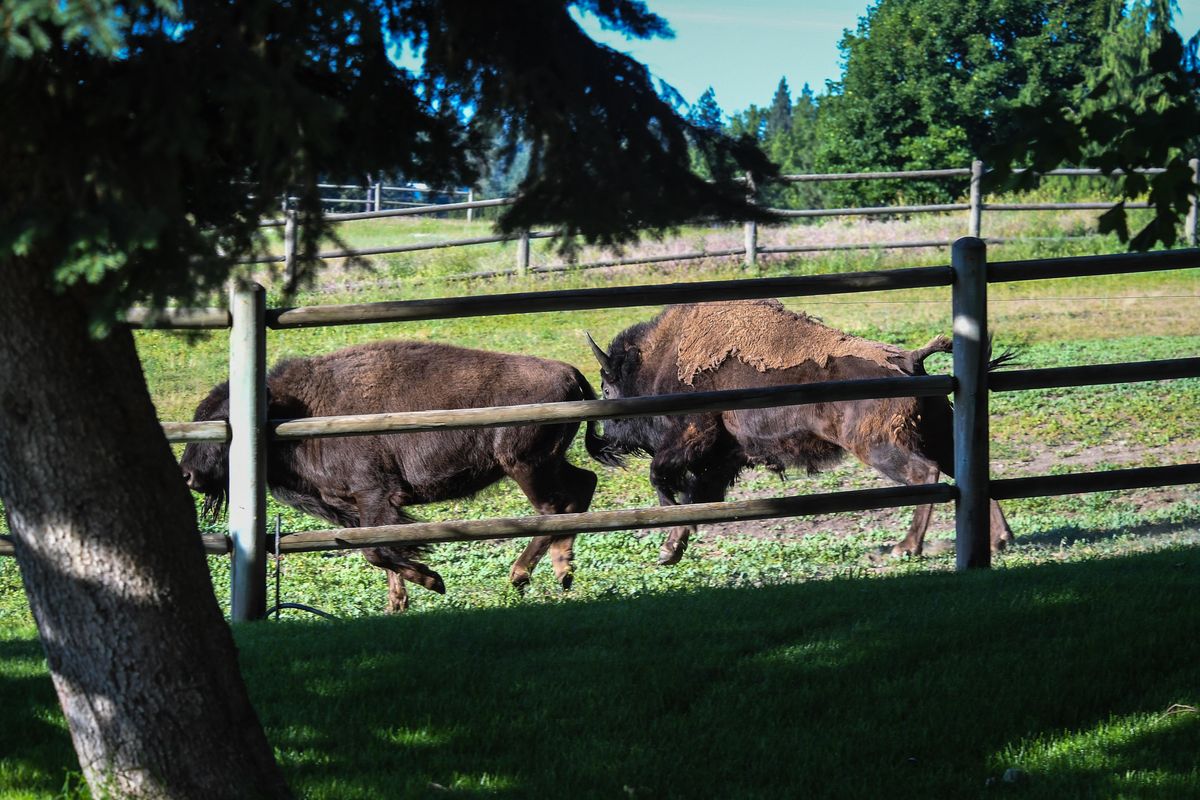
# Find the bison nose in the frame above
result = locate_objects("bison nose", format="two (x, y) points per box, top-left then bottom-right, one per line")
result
(181, 468), (195, 489)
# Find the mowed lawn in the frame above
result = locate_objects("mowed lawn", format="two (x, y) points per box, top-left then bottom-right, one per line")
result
(1, 217), (1198, 797)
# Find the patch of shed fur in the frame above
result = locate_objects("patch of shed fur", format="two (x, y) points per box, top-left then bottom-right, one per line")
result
(642, 300), (917, 386)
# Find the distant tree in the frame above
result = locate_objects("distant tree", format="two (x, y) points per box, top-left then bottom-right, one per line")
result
(0, 2), (773, 797)
(765, 76), (793, 139)
(814, 0), (1119, 205)
(690, 86), (726, 132)
(688, 86), (728, 177)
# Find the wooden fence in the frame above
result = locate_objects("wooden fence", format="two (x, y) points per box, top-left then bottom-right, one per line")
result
(33, 239), (1172, 620)
(254, 161), (1200, 282)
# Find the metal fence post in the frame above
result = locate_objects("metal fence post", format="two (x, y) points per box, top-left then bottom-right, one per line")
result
(744, 172), (758, 270)
(951, 236), (991, 569)
(228, 282), (268, 620)
(517, 231), (530, 276)
(466, 188), (475, 223)
(968, 160), (984, 238)
(373, 182), (382, 213)
(283, 209), (298, 285)
(1187, 157), (1199, 247)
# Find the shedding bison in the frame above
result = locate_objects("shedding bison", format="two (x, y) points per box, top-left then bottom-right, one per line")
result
(588, 299), (1013, 563)
(180, 340), (615, 612)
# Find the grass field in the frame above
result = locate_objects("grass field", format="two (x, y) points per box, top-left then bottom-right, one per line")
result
(1, 210), (1197, 797)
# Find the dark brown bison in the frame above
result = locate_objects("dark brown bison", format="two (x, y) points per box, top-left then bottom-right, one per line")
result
(587, 299), (1013, 563)
(181, 340), (615, 612)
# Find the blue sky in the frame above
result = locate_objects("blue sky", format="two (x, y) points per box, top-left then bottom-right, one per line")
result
(578, 0), (1200, 114)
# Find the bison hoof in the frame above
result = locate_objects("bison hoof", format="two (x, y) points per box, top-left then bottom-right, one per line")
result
(509, 571), (531, 594)
(889, 543), (920, 558)
(429, 574), (447, 595)
(658, 546), (686, 566)
(559, 573), (574, 592)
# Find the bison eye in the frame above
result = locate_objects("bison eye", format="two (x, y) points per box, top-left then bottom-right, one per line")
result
(602, 384), (611, 399)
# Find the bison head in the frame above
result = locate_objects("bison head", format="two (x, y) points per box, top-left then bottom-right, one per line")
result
(179, 382), (231, 521)
(586, 328), (655, 459)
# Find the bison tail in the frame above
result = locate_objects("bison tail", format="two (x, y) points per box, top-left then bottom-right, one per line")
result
(911, 334), (952, 365)
(575, 370), (626, 468)
(986, 333), (1020, 371)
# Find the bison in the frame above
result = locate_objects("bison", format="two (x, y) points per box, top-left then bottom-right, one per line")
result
(587, 299), (1013, 563)
(180, 340), (614, 612)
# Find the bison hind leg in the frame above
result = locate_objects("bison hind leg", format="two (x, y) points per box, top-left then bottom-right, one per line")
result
(507, 461), (597, 590)
(363, 546), (446, 614)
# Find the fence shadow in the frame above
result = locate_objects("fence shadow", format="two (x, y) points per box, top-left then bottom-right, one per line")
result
(230, 547), (1200, 799)
(1017, 515), (1200, 547)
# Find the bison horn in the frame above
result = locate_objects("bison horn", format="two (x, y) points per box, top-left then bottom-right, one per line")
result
(585, 331), (612, 373)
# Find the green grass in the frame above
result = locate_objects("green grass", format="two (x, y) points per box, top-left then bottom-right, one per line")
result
(1, 213), (1198, 797)
(3, 548), (1199, 798)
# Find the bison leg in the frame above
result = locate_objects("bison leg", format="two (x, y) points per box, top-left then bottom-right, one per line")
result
(362, 546), (446, 612)
(356, 488), (446, 613)
(510, 536), (553, 592)
(888, 464), (942, 557)
(385, 570), (409, 614)
(657, 465), (741, 566)
(989, 499), (1014, 551)
(506, 461), (597, 590)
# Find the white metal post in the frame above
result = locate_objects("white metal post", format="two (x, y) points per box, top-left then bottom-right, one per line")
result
(951, 237), (991, 569)
(968, 160), (984, 238)
(743, 172), (758, 270)
(228, 282), (268, 620)
(283, 209), (297, 286)
(517, 232), (530, 276)
(1187, 157), (1199, 247)
(467, 188), (475, 223)
(373, 182), (382, 213)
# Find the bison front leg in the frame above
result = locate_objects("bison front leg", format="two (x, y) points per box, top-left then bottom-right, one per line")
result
(652, 461), (739, 567)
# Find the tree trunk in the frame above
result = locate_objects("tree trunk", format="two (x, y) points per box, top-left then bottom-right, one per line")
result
(0, 261), (291, 799)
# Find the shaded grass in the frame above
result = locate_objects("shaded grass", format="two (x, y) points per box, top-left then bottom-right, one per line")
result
(3, 547), (1199, 798)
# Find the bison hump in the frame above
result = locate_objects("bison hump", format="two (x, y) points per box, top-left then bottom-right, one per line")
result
(646, 300), (908, 385)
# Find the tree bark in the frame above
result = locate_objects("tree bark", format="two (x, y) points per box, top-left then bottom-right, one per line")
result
(0, 260), (291, 799)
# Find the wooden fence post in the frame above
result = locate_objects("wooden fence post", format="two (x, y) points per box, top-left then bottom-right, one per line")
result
(968, 160), (984, 238)
(228, 282), (268, 621)
(283, 209), (298, 285)
(744, 172), (758, 270)
(951, 236), (991, 569)
(517, 231), (530, 276)
(466, 188), (475, 223)
(1187, 157), (1199, 247)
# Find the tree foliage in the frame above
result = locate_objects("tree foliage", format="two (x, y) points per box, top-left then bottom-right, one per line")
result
(812, 0), (1119, 204)
(984, 0), (1200, 248)
(1, 0), (774, 324)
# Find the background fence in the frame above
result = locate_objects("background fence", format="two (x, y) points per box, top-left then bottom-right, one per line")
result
(254, 160), (1200, 283)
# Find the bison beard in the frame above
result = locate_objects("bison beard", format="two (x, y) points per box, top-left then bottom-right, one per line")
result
(181, 340), (612, 611)
(590, 300), (1014, 563)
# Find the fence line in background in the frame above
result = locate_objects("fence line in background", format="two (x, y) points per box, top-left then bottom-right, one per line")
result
(256, 160), (1200, 280)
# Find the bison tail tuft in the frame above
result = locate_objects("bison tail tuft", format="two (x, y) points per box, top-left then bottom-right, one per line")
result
(586, 420), (627, 468)
(986, 333), (1020, 371)
(575, 369), (626, 468)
